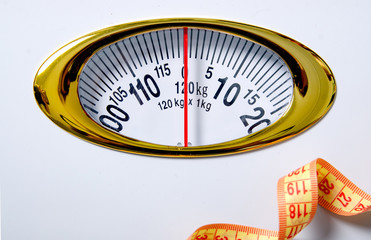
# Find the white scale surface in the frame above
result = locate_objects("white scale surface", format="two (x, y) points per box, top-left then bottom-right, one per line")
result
(1, 1), (370, 239)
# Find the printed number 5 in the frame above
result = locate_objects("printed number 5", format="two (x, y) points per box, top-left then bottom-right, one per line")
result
(205, 66), (214, 79)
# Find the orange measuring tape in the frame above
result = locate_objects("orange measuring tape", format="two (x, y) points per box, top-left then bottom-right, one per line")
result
(188, 158), (371, 240)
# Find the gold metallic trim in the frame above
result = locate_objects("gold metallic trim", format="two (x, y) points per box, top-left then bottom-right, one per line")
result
(33, 18), (336, 157)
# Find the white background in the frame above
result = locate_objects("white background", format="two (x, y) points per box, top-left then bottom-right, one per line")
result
(1, 0), (371, 239)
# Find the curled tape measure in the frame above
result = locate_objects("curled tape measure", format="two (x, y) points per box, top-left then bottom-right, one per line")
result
(188, 159), (371, 240)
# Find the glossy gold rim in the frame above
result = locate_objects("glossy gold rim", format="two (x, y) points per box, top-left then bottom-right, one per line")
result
(33, 18), (336, 157)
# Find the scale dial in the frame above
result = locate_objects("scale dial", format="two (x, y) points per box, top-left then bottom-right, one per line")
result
(33, 18), (336, 157)
(79, 28), (293, 147)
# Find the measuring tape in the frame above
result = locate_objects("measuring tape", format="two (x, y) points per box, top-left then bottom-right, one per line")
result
(188, 159), (370, 240)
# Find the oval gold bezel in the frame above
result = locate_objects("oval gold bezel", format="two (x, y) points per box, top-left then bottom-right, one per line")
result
(33, 18), (336, 157)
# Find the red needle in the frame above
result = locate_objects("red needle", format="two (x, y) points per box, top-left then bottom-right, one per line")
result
(183, 27), (188, 147)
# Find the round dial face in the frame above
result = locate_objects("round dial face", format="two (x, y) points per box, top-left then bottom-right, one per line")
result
(34, 18), (336, 157)
(78, 28), (294, 147)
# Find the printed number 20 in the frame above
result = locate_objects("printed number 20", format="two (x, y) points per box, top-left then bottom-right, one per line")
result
(240, 107), (271, 134)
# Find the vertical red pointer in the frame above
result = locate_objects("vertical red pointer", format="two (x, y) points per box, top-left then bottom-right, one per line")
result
(183, 27), (188, 147)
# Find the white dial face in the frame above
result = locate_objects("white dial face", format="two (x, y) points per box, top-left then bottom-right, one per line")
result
(78, 28), (294, 147)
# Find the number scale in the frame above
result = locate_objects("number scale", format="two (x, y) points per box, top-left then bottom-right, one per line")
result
(33, 18), (336, 157)
(33, 18), (370, 240)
